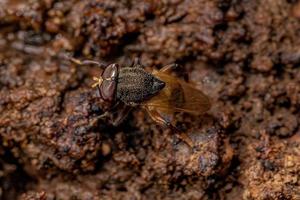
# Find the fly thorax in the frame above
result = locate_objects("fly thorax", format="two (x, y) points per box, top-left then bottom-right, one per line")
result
(117, 67), (165, 104)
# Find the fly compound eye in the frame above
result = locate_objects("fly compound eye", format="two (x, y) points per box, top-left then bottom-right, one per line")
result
(99, 64), (119, 102)
(102, 64), (118, 79)
(100, 80), (117, 101)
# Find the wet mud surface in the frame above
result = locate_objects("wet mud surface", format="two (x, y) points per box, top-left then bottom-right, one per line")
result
(0, 0), (300, 199)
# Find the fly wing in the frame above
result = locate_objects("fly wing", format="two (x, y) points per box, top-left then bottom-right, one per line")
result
(176, 78), (211, 114)
(143, 72), (211, 115)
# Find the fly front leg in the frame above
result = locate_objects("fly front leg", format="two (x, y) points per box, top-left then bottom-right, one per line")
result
(68, 57), (107, 68)
(145, 107), (195, 149)
(111, 106), (132, 126)
(93, 103), (132, 127)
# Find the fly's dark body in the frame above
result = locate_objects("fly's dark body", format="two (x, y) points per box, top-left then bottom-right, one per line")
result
(117, 66), (165, 104)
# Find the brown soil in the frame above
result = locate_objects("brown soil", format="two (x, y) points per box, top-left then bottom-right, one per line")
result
(1, 0), (300, 199)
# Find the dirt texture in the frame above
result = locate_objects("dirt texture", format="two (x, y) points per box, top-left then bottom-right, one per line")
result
(0, 0), (300, 199)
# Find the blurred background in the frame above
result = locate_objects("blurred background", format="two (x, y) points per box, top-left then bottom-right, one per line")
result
(0, 0), (300, 199)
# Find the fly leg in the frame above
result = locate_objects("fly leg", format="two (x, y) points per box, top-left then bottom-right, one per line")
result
(159, 63), (180, 73)
(91, 103), (132, 127)
(131, 57), (141, 67)
(67, 57), (107, 68)
(88, 111), (110, 127)
(90, 101), (121, 124)
(145, 107), (195, 149)
(159, 63), (189, 81)
(111, 106), (132, 126)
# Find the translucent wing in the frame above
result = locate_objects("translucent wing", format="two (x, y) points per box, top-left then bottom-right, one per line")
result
(143, 71), (211, 115)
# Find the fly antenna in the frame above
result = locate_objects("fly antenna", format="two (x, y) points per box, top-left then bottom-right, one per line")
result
(92, 77), (103, 88)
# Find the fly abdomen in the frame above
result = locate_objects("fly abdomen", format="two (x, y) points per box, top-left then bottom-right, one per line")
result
(117, 67), (165, 104)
